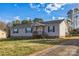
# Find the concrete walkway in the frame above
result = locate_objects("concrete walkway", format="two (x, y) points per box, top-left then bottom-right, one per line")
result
(30, 40), (79, 56)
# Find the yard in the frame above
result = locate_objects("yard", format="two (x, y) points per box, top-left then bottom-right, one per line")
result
(0, 38), (65, 56)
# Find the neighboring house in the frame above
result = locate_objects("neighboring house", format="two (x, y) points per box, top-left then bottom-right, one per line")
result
(0, 22), (7, 39)
(10, 19), (69, 38)
(0, 30), (7, 39)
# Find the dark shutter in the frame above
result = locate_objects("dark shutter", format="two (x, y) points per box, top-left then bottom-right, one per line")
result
(17, 28), (19, 33)
(31, 28), (33, 33)
(53, 26), (55, 32)
(25, 28), (27, 33)
(48, 26), (50, 32)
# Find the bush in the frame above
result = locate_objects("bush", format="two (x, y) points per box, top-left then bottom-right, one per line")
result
(69, 29), (79, 36)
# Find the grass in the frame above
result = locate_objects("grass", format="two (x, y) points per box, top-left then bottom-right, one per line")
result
(0, 38), (65, 56)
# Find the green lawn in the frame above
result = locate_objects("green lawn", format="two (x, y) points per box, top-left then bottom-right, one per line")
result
(0, 38), (64, 56)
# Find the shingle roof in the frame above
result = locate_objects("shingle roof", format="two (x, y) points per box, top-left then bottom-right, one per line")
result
(42, 19), (64, 24)
(11, 19), (64, 28)
(11, 23), (32, 28)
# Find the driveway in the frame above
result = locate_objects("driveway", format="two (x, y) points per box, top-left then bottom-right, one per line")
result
(30, 39), (79, 56)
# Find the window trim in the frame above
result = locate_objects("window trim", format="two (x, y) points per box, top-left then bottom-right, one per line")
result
(25, 27), (32, 33)
(13, 28), (19, 33)
(48, 26), (55, 32)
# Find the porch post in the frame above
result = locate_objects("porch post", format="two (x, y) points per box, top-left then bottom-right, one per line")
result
(36, 26), (38, 31)
(42, 26), (45, 34)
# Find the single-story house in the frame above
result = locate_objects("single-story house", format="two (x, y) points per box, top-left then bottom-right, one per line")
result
(10, 19), (69, 38)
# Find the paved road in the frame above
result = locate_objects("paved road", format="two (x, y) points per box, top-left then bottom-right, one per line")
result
(30, 40), (79, 56)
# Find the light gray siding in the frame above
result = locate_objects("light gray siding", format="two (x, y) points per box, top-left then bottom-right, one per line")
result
(10, 20), (68, 38)
(44, 24), (60, 37)
(10, 28), (32, 37)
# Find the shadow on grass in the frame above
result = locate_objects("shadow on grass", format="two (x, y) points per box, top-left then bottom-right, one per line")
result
(0, 38), (29, 42)
(1, 38), (79, 46)
(27, 39), (79, 46)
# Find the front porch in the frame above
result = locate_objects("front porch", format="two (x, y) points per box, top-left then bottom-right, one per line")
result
(32, 22), (48, 38)
(33, 26), (45, 35)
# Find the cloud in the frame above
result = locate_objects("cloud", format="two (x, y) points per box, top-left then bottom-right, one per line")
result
(58, 17), (64, 19)
(45, 3), (66, 14)
(5, 19), (11, 23)
(40, 3), (46, 7)
(30, 3), (41, 12)
(61, 8), (64, 10)
(26, 17), (30, 20)
(38, 9), (41, 11)
(29, 3), (66, 14)
(30, 3), (40, 9)
(0, 17), (1, 20)
(13, 16), (20, 20)
(30, 3), (35, 9)
(0, 17), (10, 23)
(45, 9), (51, 14)
(52, 16), (56, 20)
(14, 4), (17, 7)
(14, 4), (18, 7)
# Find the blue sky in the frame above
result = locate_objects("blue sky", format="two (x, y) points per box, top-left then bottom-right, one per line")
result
(0, 3), (79, 22)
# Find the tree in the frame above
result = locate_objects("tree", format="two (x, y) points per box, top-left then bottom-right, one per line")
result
(67, 10), (73, 20)
(74, 8), (79, 28)
(21, 19), (32, 24)
(74, 8), (79, 14)
(12, 20), (21, 25)
(67, 8), (79, 30)
(0, 21), (7, 31)
(7, 22), (12, 37)
(22, 20), (28, 24)
(33, 18), (43, 23)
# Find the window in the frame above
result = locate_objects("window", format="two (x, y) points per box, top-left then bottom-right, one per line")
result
(48, 26), (52, 32)
(48, 26), (55, 32)
(25, 27), (32, 33)
(13, 28), (18, 33)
